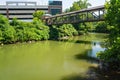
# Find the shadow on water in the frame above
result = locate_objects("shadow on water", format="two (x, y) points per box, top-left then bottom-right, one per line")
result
(75, 51), (99, 63)
(61, 66), (102, 80)
(61, 66), (120, 80)
(75, 41), (105, 62)
(59, 39), (92, 45)
(61, 33), (114, 80)
(61, 41), (120, 80)
(61, 75), (88, 80)
(75, 40), (91, 44)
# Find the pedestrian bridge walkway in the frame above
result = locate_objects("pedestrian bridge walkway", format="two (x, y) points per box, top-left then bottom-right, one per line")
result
(44, 5), (105, 25)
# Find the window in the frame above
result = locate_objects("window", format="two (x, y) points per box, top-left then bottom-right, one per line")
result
(49, 1), (62, 6)
(50, 9), (61, 15)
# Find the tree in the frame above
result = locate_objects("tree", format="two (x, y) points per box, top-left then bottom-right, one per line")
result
(97, 0), (120, 70)
(68, 0), (92, 33)
(64, 8), (70, 13)
(0, 14), (49, 44)
(70, 0), (91, 11)
(33, 10), (45, 19)
(95, 22), (109, 33)
(50, 24), (78, 40)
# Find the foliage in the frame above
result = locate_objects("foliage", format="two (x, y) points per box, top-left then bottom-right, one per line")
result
(49, 25), (59, 40)
(10, 17), (19, 26)
(50, 24), (78, 40)
(33, 10), (45, 19)
(97, 0), (120, 70)
(95, 22), (109, 33)
(66, 0), (92, 33)
(64, 8), (70, 13)
(70, 0), (91, 11)
(58, 24), (78, 38)
(0, 15), (16, 43)
(0, 15), (49, 44)
(2, 26), (16, 43)
(0, 15), (9, 25)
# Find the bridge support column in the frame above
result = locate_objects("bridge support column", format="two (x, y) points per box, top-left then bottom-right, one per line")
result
(98, 10), (101, 19)
(87, 11), (89, 21)
(6, 8), (9, 19)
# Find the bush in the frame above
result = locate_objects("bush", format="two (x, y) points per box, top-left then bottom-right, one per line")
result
(58, 24), (78, 37)
(50, 24), (78, 40)
(0, 15), (49, 44)
(33, 10), (45, 19)
(97, 37), (120, 70)
(2, 26), (16, 43)
(97, 0), (120, 71)
(0, 15), (9, 25)
(95, 22), (109, 33)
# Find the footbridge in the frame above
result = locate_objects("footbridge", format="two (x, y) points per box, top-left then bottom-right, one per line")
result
(44, 5), (105, 25)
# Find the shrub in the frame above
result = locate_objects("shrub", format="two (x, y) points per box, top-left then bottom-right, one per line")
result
(50, 24), (78, 39)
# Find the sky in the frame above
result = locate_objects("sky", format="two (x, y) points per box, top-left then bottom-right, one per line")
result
(0, 0), (106, 10)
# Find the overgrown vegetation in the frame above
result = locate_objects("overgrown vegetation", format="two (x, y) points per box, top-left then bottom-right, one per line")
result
(0, 12), (49, 44)
(95, 22), (109, 33)
(97, 0), (120, 71)
(49, 24), (78, 40)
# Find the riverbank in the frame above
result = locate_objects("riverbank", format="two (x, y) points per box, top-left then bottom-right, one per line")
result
(88, 66), (120, 80)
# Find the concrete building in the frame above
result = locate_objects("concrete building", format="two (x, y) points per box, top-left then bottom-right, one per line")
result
(48, 1), (62, 15)
(0, 1), (62, 20)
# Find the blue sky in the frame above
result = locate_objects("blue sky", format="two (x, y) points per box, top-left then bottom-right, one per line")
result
(0, 0), (106, 10)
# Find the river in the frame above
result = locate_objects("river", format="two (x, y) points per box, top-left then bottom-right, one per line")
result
(0, 33), (107, 80)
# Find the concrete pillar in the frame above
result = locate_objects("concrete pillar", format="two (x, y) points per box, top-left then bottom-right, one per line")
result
(99, 10), (101, 19)
(6, 8), (9, 19)
(16, 2), (19, 6)
(87, 11), (89, 20)
(25, 3), (27, 6)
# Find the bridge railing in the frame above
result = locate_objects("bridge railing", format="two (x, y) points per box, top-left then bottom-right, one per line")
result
(44, 5), (105, 25)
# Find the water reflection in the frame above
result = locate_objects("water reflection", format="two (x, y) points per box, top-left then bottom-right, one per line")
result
(88, 42), (106, 58)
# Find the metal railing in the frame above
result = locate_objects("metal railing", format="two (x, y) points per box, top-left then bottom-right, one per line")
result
(44, 5), (105, 25)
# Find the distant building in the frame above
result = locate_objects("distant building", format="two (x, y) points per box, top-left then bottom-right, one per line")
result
(48, 1), (62, 15)
(0, 1), (62, 20)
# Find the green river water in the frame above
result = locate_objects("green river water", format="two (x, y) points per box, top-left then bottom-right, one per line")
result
(0, 33), (107, 80)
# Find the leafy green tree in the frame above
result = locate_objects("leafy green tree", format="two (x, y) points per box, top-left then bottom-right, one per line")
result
(32, 18), (49, 40)
(0, 15), (9, 25)
(0, 15), (16, 43)
(95, 22), (109, 33)
(50, 24), (78, 40)
(58, 24), (78, 37)
(98, 0), (120, 70)
(33, 10), (45, 19)
(2, 26), (16, 43)
(64, 8), (70, 13)
(0, 14), (49, 43)
(70, 0), (91, 11)
(67, 0), (92, 33)
(10, 17), (19, 26)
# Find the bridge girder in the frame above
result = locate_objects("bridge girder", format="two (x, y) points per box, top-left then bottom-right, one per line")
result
(44, 5), (105, 25)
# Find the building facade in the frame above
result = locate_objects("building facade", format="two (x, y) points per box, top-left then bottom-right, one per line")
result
(48, 1), (62, 15)
(0, 1), (62, 20)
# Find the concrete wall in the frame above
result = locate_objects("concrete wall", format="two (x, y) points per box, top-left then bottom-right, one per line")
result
(0, 2), (49, 20)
